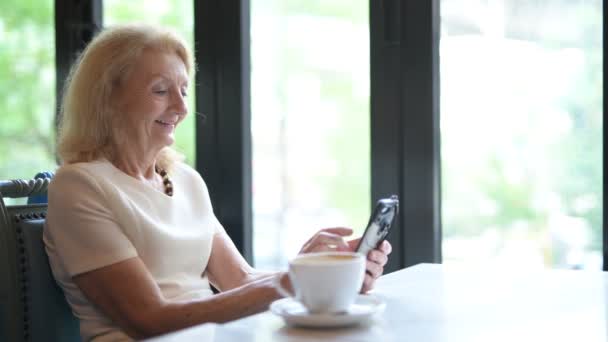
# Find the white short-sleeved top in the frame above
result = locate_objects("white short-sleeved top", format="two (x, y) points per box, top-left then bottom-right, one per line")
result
(43, 159), (224, 341)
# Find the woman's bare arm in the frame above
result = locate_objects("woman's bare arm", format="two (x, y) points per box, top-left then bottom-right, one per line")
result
(71, 227), (390, 339)
(73, 256), (282, 339)
(205, 232), (277, 291)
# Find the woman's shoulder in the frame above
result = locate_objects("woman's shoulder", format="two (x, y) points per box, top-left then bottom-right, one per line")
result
(56, 159), (113, 175)
(51, 159), (115, 190)
(171, 162), (211, 193)
(172, 162), (203, 182)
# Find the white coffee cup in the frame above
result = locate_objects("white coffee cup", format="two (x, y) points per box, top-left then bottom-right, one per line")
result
(275, 251), (366, 313)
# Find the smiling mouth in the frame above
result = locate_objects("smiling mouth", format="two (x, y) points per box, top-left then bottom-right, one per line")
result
(155, 119), (176, 126)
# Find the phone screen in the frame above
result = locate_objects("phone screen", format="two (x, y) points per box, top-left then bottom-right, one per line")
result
(355, 195), (399, 255)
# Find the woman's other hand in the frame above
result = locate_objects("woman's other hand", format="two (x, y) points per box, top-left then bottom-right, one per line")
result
(298, 227), (353, 253)
(347, 239), (392, 293)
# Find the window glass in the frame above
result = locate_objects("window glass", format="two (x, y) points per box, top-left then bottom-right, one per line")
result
(0, 1), (56, 187)
(440, 0), (603, 270)
(251, 0), (371, 269)
(104, 1), (196, 165)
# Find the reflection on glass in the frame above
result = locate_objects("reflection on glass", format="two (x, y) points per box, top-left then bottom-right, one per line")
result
(251, 1), (370, 269)
(104, 0), (196, 165)
(440, 0), (603, 269)
(0, 1), (56, 185)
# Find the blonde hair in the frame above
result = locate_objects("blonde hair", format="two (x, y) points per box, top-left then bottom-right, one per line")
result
(57, 24), (194, 171)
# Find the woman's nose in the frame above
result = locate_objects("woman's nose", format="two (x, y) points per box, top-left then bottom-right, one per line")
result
(172, 89), (188, 115)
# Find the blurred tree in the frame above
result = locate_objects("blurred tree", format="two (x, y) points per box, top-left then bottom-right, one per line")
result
(441, 0), (602, 268)
(0, 0), (57, 181)
(265, 0), (371, 231)
(550, 4), (603, 256)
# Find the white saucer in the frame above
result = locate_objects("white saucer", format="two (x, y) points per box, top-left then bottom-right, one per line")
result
(270, 294), (385, 328)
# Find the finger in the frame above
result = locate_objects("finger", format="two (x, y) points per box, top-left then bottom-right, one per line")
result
(302, 227), (353, 246)
(365, 260), (384, 280)
(319, 227), (353, 237)
(277, 272), (294, 297)
(347, 238), (360, 250)
(380, 240), (392, 255)
(306, 245), (346, 253)
(301, 232), (350, 253)
(313, 232), (350, 248)
(367, 249), (388, 266)
(360, 273), (375, 293)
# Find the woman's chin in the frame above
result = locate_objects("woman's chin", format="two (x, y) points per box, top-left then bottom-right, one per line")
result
(154, 135), (175, 149)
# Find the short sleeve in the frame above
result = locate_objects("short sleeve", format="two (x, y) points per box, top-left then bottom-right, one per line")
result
(45, 166), (138, 276)
(178, 162), (227, 236)
(211, 215), (226, 234)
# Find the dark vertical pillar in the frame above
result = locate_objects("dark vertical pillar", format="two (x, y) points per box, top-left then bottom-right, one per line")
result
(194, 0), (253, 262)
(370, 0), (441, 272)
(603, 0), (607, 272)
(55, 0), (103, 126)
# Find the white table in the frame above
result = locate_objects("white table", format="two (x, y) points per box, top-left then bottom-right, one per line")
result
(149, 263), (608, 341)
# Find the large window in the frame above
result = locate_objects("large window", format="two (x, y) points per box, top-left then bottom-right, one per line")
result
(250, 1), (371, 269)
(0, 1), (56, 185)
(19, 0), (600, 272)
(104, 0), (196, 166)
(440, 0), (603, 270)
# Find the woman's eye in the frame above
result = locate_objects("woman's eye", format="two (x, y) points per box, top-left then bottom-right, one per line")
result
(181, 90), (188, 97)
(154, 89), (168, 95)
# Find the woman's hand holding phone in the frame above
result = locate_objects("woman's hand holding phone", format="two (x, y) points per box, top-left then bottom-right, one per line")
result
(348, 238), (392, 293)
(297, 195), (397, 293)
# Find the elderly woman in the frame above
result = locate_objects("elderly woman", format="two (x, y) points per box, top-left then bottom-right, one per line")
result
(43, 24), (391, 341)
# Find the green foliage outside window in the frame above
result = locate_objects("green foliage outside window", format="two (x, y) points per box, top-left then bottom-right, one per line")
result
(0, 1), (56, 180)
(1, 0), (602, 269)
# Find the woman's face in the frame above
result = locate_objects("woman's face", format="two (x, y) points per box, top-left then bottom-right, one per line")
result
(115, 49), (189, 155)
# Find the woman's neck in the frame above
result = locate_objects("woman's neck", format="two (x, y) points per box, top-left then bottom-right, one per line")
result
(111, 148), (159, 181)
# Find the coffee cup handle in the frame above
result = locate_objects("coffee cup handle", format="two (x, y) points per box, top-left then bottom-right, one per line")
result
(273, 273), (294, 298)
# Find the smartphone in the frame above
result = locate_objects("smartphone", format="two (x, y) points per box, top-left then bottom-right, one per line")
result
(355, 195), (399, 256)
